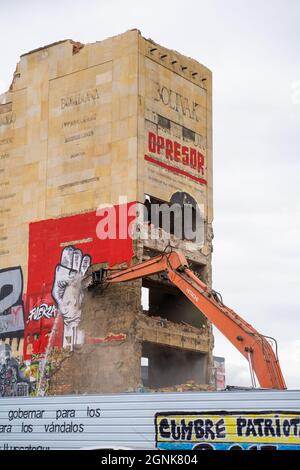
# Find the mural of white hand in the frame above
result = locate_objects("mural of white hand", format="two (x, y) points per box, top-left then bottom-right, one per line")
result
(52, 246), (91, 331)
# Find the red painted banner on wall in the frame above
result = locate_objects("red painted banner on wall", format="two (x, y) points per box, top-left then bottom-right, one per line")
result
(24, 203), (136, 358)
(146, 131), (207, 185)
(144, 155), (207, 185)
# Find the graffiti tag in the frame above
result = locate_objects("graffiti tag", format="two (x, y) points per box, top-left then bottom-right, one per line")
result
(28, 304), (57, 321)
(0, 267), (24, 337)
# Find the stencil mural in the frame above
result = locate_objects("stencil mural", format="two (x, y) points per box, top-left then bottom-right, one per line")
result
(52, 246), (91, 348)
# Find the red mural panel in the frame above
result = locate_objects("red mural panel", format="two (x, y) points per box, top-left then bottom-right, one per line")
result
(24, 203), (136, 359)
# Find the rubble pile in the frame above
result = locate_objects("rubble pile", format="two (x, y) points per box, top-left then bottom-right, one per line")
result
(146, 380), (214, 393)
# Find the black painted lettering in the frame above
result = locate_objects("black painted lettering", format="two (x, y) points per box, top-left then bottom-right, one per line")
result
(56, 409), (75, 420)
(21, 423), (33, 433)
(253, 418), (264, 437)
(282, 419), (291, 437)
(87, 406), (101, 418)
(180, 419), (193, 441)
(264, 419), (276, 437)
(194, 419), (205, 439)
(245, 419), (257, 437)
(204, 419), (215, 440)
(275, 416), (281, 437)
(159, 418), (170, 439)
(171, 420), (181, 440)
(237, 418), (247, 436)
(216, 419), (226, 438)
(290, 418), (300, 436)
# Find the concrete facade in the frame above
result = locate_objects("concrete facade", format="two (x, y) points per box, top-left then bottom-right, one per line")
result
(0, 30), (214, 396)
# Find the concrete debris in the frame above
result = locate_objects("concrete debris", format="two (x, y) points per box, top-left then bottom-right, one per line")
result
(144, 380), (214, 393)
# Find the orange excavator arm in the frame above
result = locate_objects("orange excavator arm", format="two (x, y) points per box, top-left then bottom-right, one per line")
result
(102, 251), (286, 390)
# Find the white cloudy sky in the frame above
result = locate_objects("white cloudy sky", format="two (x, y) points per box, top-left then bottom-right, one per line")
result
(1, 0), (299, 388)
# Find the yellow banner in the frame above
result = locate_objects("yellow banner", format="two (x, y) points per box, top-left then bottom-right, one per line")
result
(155, 412), (300, 444)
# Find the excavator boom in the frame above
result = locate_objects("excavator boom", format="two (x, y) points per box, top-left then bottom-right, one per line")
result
(104, 251), (286, 390)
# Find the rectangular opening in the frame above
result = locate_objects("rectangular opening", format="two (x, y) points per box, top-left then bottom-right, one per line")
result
(157, 114), (170, 130)
(182, 126), (195, 142)
(142, 342), (207, 389)
(144, 194), (175, 233)
(142, 279), (208, 330)
(144, 194), (199, 241)
(141, 356), (149, 387)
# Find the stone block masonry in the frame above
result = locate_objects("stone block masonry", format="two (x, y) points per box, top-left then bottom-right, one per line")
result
(0, 30), (214, 396)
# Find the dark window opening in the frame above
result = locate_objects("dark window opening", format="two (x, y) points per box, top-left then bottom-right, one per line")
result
(182, 126), (195, 142)
(142, 279), (208, 330)
(142, 342), (207, 388)
(144, 194), (199, 241)
(157, 114), (171, 130)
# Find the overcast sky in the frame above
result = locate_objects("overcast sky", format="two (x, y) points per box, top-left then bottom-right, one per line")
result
(1, 0), (299, 388)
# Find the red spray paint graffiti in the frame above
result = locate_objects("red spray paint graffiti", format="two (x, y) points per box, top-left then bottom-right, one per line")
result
(24, 203), (135, 359)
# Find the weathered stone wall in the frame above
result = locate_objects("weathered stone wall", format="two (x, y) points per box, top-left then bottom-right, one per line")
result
(49, 280), (142, 394)
(0, 30), (214, 396)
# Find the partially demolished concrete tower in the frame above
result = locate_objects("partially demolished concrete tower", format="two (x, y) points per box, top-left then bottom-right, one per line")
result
(0, 30), (213, 396)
